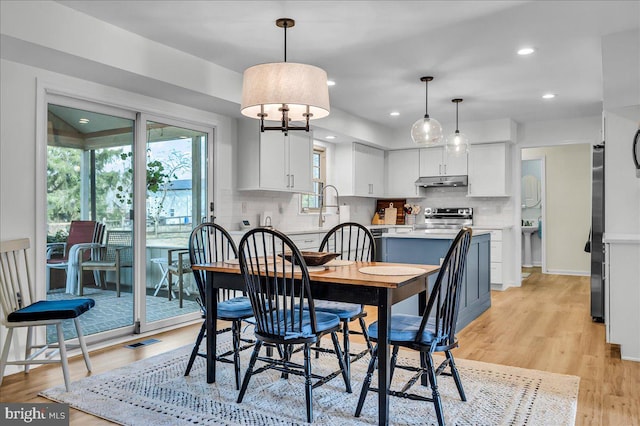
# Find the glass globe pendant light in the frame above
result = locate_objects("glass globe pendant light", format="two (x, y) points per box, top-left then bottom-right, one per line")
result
(445, 98), (469, 157)
(411, 76), (443, 146)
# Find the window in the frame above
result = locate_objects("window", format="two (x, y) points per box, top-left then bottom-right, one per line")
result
(300, 146), (326, 212)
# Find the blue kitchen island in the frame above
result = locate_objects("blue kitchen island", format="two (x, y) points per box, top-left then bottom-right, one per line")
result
(381, 230), (491, 331)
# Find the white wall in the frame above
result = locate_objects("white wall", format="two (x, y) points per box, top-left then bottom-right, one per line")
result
(522, 145), (591, 274)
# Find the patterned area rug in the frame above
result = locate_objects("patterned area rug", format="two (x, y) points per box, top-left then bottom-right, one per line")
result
(41, 334), (579, 425)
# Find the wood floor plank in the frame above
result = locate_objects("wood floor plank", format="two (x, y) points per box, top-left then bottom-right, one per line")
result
(1, 269), (638, 425)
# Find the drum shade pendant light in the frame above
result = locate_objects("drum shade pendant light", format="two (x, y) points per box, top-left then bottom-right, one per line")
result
(241, 18), (330, 133)
(445, 98), (470, 157)
(411, 76), (443, 145)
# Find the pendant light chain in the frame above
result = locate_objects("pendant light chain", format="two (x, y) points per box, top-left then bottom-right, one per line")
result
(456, 101), (459, 132)
(283, 20), (288, 62)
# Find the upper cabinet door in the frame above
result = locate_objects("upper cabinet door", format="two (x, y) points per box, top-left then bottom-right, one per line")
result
(467, 142), (510, 197)
(443, 149), (468, 176)
(287, 132), (313, 193)
(259, 131), (287, 190)
(419, 147), (444, 176)
(386, 149), (419, 197)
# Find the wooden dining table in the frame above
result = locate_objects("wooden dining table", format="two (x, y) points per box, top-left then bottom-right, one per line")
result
(192, 260), (440, 426)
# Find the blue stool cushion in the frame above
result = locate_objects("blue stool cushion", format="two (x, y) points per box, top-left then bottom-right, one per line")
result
(368, 314), (437, 344)
(314, 300), (363, 319)
(256, 310), (340, 340)
(218, 296), (254, 319)
(7, 299), (95, 322)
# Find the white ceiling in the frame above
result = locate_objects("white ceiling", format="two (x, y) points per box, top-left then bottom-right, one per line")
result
(56, 0), (639, 132)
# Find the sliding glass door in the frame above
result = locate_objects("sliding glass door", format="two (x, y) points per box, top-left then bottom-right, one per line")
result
(46, 102), (136, 341)
(45, 98), (213, 341)
(143, 118), (209, 327)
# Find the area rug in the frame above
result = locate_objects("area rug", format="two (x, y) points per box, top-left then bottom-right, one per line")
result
(40, 334), (579, 425)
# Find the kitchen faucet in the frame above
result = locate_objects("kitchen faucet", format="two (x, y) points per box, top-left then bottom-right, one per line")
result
(318, 184), (340, 227)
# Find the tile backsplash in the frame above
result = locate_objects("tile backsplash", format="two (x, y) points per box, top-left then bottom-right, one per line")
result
(215, 185), (511, 232)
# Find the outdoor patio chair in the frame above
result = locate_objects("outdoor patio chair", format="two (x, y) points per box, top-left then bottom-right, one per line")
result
(185, 223), (255, 389)
(355, 227), (473, 426)
(0, 238), (94, 392)
(236, 228), (351, 423)
(46, 220), (105, 293)
(77, 230), (132, 297)
(314, 222), (375, 380)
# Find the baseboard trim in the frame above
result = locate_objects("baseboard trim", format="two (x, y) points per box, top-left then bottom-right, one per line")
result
(545, 269), (589, 276)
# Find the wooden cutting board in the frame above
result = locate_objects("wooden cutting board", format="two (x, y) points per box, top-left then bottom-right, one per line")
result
(384, 203), (398, 225)
(375, 199), (406, 225)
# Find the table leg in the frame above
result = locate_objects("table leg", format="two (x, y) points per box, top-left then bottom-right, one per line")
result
(377, 290), (391, 426)
(206, 270), (217, 383)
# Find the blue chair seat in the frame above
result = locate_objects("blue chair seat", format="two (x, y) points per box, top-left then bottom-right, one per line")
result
(217, 296), (254, 319)
(7, 299), (95, 322)
(368, 314), (438, 344)
(314, 301), (363, 319)
(250, 310), (340, 340)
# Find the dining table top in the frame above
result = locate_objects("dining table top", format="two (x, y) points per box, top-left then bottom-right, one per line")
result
(192, 260), (439, 289)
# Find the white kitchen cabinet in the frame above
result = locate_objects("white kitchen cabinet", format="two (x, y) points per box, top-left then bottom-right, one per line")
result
(386, 149), (419, 197)
(334, 142), (385, 197)
(467, 142), (510, 197)
(419, 146), (467, 177)
(237, 120), (313, 192)
(475, 228), (504, 287)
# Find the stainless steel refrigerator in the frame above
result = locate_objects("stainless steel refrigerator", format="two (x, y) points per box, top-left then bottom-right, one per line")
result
(590, 144), (605, 322)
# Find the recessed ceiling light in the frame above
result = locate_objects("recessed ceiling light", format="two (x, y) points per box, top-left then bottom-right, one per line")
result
(542, 93), (556, 99)
(325, 135), (336, 140)
(327, 80), (336, 86)
(78, 118), (90, 124)
(389, 111), (400, 116)
(517, 47), (535, 55)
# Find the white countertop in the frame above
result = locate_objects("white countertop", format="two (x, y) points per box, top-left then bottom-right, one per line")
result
(471, 225), (514, 230)
(604, 233), (640, 244)
(228, 224), (414, 236)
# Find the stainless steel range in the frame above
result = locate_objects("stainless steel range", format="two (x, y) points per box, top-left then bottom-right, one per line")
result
(417, 207), (473, 229)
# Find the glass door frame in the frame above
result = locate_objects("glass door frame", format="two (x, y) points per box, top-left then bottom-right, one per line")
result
(135, 113), (214, 334)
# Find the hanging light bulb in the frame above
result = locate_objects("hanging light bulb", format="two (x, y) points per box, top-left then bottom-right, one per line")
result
(445, 98), (469, 157)
(411, 76), (443, 146)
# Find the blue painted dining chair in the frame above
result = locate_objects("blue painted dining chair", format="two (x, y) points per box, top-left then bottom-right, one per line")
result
(236, 227), (351, 423)
(0, 238), (95, 392)
(355, 227), (473, 426)
(185, 222), (255, 390)
(314, 222), (375, 380)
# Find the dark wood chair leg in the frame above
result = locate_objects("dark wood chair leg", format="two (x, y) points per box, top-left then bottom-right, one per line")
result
(237, 341), (262, 403)
(304, 343), (313, 423)
(446, 350), (466, 401)
(358, 316), (373, 354)
(184, 322), (206, 376)
(342, 320), (351, 381)
(390, 345), (399, 382)
(425, 353), (445, 426)
(355, 344), (378, 417)
(232, 320), (242, 390)
(330, 331), (351, 393)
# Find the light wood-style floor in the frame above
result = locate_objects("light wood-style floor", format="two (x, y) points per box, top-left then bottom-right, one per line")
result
(1, 268), (638, 425)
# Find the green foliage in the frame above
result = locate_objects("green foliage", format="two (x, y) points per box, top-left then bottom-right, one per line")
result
(47, 228), (68, 243)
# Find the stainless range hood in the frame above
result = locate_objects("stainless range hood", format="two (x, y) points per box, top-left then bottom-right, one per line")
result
(415, 175), (468, 187)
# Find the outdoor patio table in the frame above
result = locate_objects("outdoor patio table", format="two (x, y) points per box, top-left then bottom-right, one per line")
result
(191, 260), (440, 426)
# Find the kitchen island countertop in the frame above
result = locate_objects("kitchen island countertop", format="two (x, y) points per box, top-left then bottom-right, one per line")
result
(382, 229), (491, 239)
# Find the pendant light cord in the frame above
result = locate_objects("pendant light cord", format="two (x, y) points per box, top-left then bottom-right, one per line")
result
(455, 102), (459, 132)
(424, 79), (430, 119)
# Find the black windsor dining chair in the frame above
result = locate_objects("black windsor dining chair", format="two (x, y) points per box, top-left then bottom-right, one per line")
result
(185, 222), (255, 390)
(314, 222), (375, 380)
(236, 227), (351, 423)
(355, 227), (473, 426)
